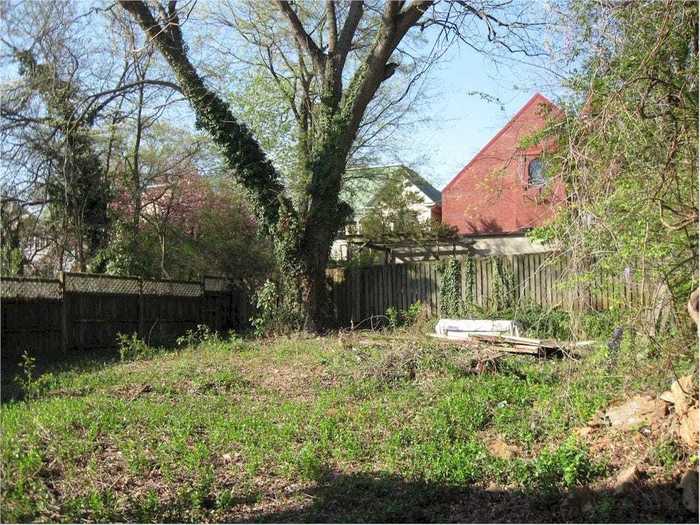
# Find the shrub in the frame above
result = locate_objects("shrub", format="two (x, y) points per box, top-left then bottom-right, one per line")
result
(580, 308), (623, 339)
(15, 351), (35, 396)
(117, 333), (155, 361)
(386, 306), (401, 329)
(14, 351), (54, 400)
(516, 437), (605, 492)
(250, 279), (304, 337)
(176, 324), (218, 348)
(384, 301), (424, 329)
(513, 305), (571, 340)
(488, 304), (572, 340)
(403, 301), (423, 325)
(650, 439), (685, 472)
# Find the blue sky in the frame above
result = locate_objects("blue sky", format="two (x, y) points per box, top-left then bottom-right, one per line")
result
(402, 43), (563, 190)
(0, 0), (566, 194)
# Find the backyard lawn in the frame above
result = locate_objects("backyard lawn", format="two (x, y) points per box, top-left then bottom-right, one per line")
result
(1, 329), (696, 523)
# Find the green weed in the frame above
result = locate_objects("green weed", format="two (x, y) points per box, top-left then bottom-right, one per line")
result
(386, 301), (423, 329)
(0, 331), (686, 522)
(117, 333), (157, 361)
(650, 439), (685, 472)
(513, 437), (607, 492)
(14, 351), (55, 400)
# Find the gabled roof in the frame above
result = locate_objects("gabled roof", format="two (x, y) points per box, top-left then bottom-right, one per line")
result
(401, 167), (442, 203)
(443, 92), (557, 193)
(342, 165), (441, 214)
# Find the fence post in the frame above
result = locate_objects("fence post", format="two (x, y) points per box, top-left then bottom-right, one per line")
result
(229, 284), (236, 331)
(200, 278), (206, 328)
(59, 272), (68, 354)
(138, 278), (145, 339)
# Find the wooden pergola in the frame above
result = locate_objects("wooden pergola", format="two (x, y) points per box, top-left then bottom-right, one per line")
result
(344, 235), (475, 264)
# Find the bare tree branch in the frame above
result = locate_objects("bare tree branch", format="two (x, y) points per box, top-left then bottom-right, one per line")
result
(274, 0), (326, 73)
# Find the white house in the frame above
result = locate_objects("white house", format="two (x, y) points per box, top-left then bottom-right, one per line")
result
(331, 165), (442, 261)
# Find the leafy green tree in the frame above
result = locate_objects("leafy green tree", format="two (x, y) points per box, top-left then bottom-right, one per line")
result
(359, 174), (457, 244)
(227, 70), (299, 182)
(1, 0), (184, 274)
(532, 0), (698, 330)
(12, 50), (111, 270)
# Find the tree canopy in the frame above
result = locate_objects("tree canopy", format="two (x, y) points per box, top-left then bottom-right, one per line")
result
(532, 0), (698, 330)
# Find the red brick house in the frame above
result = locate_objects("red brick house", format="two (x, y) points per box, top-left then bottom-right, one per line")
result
(441, 93), (565, 255)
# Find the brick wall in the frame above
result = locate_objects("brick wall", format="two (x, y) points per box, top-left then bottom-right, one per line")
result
(442, 93), (566, 235)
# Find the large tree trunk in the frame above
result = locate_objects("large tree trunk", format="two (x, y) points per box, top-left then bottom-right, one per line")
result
(299, 203), (347, 331)
(300, 261), (331, 331)
(120, 0), (430, 331)
(271, 175), (348, 331)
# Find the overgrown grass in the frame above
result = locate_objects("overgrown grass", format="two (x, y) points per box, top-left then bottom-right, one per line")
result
(1, 329), (695, 523)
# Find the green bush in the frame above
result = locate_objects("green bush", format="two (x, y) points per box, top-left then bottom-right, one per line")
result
(404, 302), (423, 325)
(117, 333), (156, 361)
(515, 437), (605, 492)
(516, 305), (571, 340)
(14, 351), (54, 400)
(386, 306), (401, 329)
(176, 324), (219, 348)
(580, 309), (623, 339)
(650, 439), (684, 472)
(385, 301), (423, 329)
(491, 304), (571, 340)
(250, 279), (304, 337)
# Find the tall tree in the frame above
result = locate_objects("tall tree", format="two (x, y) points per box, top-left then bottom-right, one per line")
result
(120, 0), (540, 330)
(1, 0), (183, 273)
(13, 49), (111, 270)
(533, 0), (698, 331)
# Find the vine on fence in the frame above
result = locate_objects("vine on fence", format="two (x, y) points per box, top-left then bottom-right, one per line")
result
(463, 257), (476, 315)
(494, 258), (517, 311)
(439, 258), (462, 318)
(439, 257), (480, 318)
(440, 256), (517, 318)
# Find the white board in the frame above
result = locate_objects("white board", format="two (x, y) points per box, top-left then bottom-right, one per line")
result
(435, 319), (521, 337)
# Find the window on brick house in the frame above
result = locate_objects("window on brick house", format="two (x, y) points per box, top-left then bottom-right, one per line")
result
(527, 158), (546, 187)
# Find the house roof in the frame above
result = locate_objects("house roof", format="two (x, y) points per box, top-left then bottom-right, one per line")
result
(443, 92), (557, 193)
(342, 165), (441, 215)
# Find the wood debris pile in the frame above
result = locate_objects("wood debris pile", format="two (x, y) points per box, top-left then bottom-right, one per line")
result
(429, 333), (595, 358)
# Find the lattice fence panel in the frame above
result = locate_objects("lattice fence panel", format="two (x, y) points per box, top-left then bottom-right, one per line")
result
(64, 274), (140, 295)
(143, 280), (202, 297)
(1, 278), (61, 299)
(203, 277), (230, 293)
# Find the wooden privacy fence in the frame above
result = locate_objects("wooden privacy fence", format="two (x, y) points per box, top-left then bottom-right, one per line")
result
(1, 273), (249, 363)
(327, 253), (670, 327)
(1, 254), (673, 363)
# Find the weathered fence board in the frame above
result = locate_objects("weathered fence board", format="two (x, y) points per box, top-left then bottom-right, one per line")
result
(1, 253), (670, 365)
(1, 273), (249, 365)
(327, 253), (660, 327)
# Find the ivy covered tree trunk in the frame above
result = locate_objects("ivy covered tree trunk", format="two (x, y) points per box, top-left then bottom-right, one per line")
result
(120, 0), (430, 331)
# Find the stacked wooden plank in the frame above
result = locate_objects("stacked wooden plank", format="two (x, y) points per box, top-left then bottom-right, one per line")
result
(468, 334), (561, 356)
(429, 333), (595, 357)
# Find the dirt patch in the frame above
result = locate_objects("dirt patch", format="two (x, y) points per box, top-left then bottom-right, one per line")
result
(240, 361), (318, 401)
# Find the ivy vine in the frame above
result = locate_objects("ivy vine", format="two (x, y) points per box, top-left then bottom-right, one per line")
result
(494, 258), (517, 311)
(439, 257), (463, 318)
